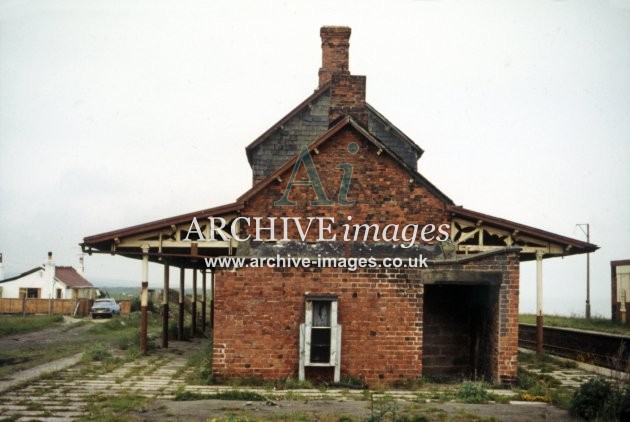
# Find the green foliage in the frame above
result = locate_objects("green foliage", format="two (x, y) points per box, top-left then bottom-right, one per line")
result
(569, 377), (630, 421)
(519, 313), (630, 336)
(0, 315), (64, 337)
(174, 389), (266, 401)
(184, 340), (213, 385)
(455, 381), (490, 404)
(516, 367), (536, 390)
(130, 296), (155, 313)
(80, 393), (147, 421)
(368, 394), (399, 421)
(281, 377), (314, 389)
(83, 342), (112, 362)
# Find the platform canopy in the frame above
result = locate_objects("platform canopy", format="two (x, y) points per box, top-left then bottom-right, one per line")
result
(448, 206), (598, 261)
(81, 202), (597, 267)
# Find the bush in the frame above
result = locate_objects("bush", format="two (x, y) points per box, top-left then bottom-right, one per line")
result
(130, 297), (155, 313)
(568, 378), (630, 421)
(455, 381), (490, 404)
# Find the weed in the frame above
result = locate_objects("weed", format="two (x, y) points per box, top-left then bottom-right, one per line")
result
(455, 381), (490, 403)
(83, 342), (112, 362)
(368, 394), (400, 421)
(174, 389), (266, 401)
(275, 377), (313, 389)
(79, 393), (148, 421)
(183, 339), (213, 385)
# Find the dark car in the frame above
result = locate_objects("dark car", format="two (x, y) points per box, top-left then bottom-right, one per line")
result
(91, 298), (121, 319)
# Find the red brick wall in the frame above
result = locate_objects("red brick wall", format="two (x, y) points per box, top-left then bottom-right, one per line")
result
(212, 252), (520, 385)
(241, 127), (450, 241)
(459, 251), (520, 384)
(213, 266), (424, 385)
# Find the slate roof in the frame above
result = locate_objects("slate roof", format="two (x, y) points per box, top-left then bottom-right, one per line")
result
(0, 267), (42, 283)
(245, 85), (425, 183)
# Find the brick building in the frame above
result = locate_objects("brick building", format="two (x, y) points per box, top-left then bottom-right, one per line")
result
(83, 26), (596, 386)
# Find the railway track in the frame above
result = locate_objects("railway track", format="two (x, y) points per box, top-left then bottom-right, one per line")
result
(518, 323), (630, 372)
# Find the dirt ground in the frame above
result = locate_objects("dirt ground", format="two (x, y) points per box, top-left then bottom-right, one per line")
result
(0, 316), (88, 353)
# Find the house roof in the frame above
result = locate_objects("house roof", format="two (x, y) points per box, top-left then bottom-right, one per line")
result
(238, 115), (453, 205)
(0, 266), (96, 289)
(244, 84), (424, 166)
(55, 267), (94, 288)
(0, 267), (42, 283)
(245, 83), (331, 164)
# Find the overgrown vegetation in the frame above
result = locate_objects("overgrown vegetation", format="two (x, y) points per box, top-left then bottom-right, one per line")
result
(184, 339), (213, 385)
(0, 314), (64, 337)
(79, 393), (148, 421)
(569, 378), (630, 421)
(517, 352), (574, 408)
(0, 312), (161, 379)
(83, 342), (112, 362)
(174, 389), (267, 401)
(454, 381), (490, 403)
(519, 313), (630, 336)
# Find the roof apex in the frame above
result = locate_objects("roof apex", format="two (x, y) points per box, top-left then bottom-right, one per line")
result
(238, 115), (453, 205)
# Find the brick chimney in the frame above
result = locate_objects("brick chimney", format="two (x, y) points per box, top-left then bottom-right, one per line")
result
(318, 26), (368, 127)
(319, 26), (351, 88)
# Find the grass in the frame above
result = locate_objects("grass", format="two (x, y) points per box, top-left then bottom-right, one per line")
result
(183, 339), (213, 385)
(79, 393), (149, 421)
(174, 389), (267, 401)
(0, 312), (162, 380)
(0, 314), (64, 337)
(519, 313), (630, 336)
(517, 351), (578, 409)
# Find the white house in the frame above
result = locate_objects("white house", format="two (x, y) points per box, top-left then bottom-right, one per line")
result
(0, 252), (98, 300)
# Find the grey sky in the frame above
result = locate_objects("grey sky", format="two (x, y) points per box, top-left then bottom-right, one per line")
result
(1, 0), (629, 316)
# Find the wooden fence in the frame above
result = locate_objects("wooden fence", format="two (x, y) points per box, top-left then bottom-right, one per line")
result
(0, 298), (131, 317)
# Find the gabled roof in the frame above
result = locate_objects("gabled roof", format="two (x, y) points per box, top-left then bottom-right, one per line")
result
(245, 83), (331, 164)
(0, 266), (97, 289)
(0, 267), (42, 283)
(238, 115), (453, 205)
(244, 84), (424, 166)
(55, 267), (94, 288)
(365, 104), (423, 158)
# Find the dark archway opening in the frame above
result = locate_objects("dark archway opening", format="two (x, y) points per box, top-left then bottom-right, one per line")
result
(422, 283), (499, 381)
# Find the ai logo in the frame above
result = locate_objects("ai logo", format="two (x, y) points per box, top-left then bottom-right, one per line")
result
(274, 143), (359, 206)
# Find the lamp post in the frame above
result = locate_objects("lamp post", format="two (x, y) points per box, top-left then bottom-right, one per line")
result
(577, 224), (590, 320)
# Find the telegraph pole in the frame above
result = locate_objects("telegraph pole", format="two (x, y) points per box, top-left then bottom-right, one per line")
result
(577, 224), (591, 320)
